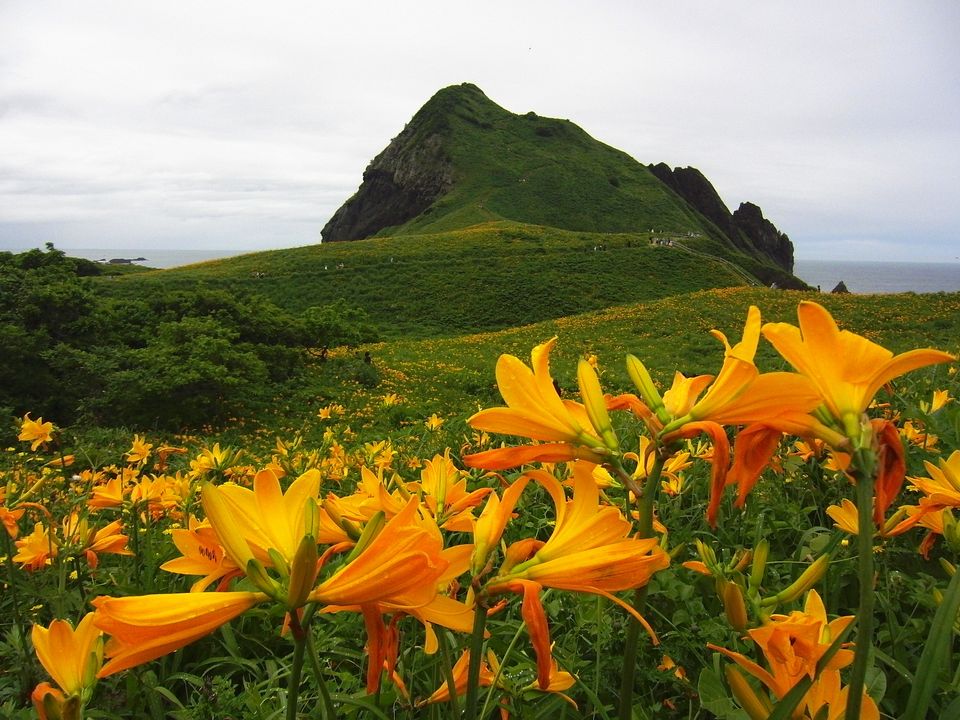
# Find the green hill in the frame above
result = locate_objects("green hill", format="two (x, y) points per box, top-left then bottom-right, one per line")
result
(321, 83), (797, 284)
(99, 221), (764, 339)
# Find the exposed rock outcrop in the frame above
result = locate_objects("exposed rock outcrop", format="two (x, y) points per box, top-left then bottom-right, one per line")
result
(320, 101), (456, 242)
(648, 163), (794, 272)
(731, 202), (794, 273)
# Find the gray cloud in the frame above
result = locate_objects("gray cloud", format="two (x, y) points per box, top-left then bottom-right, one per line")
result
(1, 0), (957, 262)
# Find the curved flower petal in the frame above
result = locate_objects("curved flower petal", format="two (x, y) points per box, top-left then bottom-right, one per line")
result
(93, 591), (265, 677)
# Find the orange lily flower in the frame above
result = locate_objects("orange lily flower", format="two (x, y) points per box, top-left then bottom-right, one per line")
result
(762, 300), (955, 441)
(31, 613), (103, 717)
(417, 649), (497, 706)
(709, 590), (878, 719)
(60, 512), (133, 569)
(629, 307), (844, 525)
(463, 337), (610, 470)
(418, 450), (492, 532)
(92, 590), (267, 677)
(312, 499), (451, 693)
(309, 497), (448, 609)
(1, 504), (25, 539)
(486, 464), (669, 688)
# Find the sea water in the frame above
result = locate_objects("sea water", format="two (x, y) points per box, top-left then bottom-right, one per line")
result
(793, 259), (959, 294)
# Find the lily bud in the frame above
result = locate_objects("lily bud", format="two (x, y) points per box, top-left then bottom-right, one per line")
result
(722, 581), (749, 631)
(763, 554), (830, 607)
(287, 534), (319, 609)
(731, 549), (752, 573)
(749, 540), (769, 594)
(626, 355), (669, 424)
(346, 511), (385, 563)
(724, 665), (771, 720)
(578, 359), (619, 451)
(245, 558), (283, 601)
(267, 548), (290, 581)
(942, 510), (960, 554)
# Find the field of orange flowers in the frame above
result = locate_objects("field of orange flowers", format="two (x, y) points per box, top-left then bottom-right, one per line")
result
(2, 299), (959, 719)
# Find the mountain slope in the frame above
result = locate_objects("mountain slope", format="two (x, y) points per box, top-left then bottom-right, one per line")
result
(321, 83), (796, 278)
(99, 222), (757, 340)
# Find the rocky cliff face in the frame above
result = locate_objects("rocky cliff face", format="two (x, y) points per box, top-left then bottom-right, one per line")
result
(321, 109), (455, 242)
(648, 163), (794, 272)
(731, 201), (794, 273)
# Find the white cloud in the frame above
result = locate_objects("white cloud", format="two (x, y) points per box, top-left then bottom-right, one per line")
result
(1, 0), (958, 261)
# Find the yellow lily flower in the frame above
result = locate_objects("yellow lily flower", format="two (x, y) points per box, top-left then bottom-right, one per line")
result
(14, 521), (57, 571)
(201, 467), (321, 571)
(31, 612), (103, 713)
(762, 300), (955, 441)
(464, 337), (610, 470)
(418, 450), (492, 532)
(92, 590), (267, 677)
(159, 516), (242, 592)
(486, 464), (669, 688)
(471, 474), (532, 574)
(125, 434), (153, 465)
(911, 450), (960, 506)
(19, 413), (54, 451)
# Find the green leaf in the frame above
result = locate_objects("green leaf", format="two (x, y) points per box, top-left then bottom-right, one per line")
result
(697, 667), (750, 720)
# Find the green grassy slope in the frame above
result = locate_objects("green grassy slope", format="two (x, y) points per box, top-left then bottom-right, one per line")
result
(350, 287), (960, 426)
(387, 85), (706, 237)
(96, 222), (753, 339)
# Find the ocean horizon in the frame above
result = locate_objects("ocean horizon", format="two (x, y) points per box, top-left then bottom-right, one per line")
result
(793, 259), (960, 294)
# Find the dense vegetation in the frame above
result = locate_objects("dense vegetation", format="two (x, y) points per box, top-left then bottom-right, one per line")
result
(0, 247), (376, 429)
(2, 238), (960, 720)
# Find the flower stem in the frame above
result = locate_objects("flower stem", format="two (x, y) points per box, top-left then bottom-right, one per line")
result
(287, 613), (308, 720)
(846, 449), (877, 719)
(617, 452), (665, 720)
(304, 626), (336, 719)
(464, 594), (488, 720)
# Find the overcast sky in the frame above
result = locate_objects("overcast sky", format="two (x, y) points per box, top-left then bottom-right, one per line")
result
(2, 1), (958, 263)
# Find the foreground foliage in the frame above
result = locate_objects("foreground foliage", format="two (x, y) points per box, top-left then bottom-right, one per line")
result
(2, 297), (959, 719)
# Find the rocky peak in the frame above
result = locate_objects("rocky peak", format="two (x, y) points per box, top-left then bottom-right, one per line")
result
(319, 87), (485, 242)
(649, 163), (794, 272)
(731, 202), (794, 272)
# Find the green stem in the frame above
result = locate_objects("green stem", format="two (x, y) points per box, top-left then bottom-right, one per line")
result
(617, 452), (665, 720)
(436, 629), (460, 718)
(464, 596), (488, 720)
(304, 626), (336, 719)
(846, 450), (877, 720)
(287, 614), (308, 720)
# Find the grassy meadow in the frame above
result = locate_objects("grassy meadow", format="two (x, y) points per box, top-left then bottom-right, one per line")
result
(2, 239), (960, 719)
